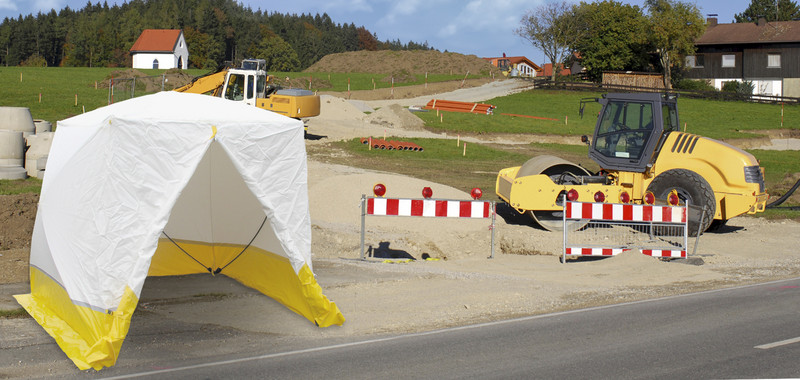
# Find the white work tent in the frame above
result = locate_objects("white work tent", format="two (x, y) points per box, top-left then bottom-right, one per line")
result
(14, 92), (344, 370)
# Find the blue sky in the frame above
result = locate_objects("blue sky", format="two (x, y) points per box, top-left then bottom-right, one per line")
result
(0, 0), (752, 65)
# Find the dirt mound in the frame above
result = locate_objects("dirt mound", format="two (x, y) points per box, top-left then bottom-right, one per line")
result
(364, 104), (425, 130)
(0, 194), (38, 251)
(97, 69), (195, 92)
(305, 50), (497, 76)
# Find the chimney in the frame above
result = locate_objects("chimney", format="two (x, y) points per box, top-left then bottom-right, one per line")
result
(707, 17), (717, 26)
(758, 17), (767, 26)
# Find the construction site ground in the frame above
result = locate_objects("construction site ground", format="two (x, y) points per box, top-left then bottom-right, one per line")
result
(2, 79), (800, 377)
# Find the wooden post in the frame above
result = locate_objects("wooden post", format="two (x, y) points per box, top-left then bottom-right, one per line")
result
(75, 94), (78, 106)
(463, 142), (466, 156)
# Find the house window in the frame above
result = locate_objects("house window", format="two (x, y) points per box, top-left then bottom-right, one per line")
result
(722, 54), (735, 68)
(152, 59), (159, 69)
(768, 53), (781, 68)
(686, 55), (704, 68)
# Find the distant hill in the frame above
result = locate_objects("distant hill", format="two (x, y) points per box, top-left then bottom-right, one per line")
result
(306, 50), (495, 76)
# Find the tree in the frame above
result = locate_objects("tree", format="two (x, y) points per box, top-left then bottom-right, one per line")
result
(517, 1), (585, 82)
(572, 1), (652, 82)
(246, 25), (300, 71)
(735, 0), (800, 22)
(646, 0), (705, 89)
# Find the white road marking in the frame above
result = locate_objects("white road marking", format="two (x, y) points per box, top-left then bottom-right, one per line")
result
(755, 336), (800, 350)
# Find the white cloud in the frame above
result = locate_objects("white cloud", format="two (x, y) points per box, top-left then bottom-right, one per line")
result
(380, 0), (422, 24)
(33, 0), (61, 12)
(0, 0), (18, 11)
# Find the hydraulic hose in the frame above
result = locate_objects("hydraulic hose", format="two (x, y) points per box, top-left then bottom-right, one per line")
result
(766, 176), (800, 208)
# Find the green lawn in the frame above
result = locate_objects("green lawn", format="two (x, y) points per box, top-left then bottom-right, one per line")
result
(274, 71), (489, 93)
(416, 89), (800, 141)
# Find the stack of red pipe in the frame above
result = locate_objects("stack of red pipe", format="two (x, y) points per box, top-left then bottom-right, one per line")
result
(359, 138), (424, 152)
(424, 99), (495, 114)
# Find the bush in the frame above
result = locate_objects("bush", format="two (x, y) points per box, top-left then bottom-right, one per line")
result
(721, 80), (754, 96)
(675, 79), (715, 92)
(20, 54), (47, 67)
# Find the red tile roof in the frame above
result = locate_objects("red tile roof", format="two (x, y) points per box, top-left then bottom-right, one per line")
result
(130, 29), (182, 52)
(697, 20), (800, 45)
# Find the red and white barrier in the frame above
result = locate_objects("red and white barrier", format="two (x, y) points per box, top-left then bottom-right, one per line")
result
(563, 201), (690, 262)
(367, 198), (491, 218)
(361, 194), (496, 260)
(565, 202), (687, 224)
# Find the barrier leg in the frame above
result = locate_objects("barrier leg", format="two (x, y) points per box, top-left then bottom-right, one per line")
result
(360, 194), (366, 260)
(562, 201), (567, 264)
(489, 202), (495, 259)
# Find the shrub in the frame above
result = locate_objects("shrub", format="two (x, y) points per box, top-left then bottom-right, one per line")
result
(675, 79), (715, 92)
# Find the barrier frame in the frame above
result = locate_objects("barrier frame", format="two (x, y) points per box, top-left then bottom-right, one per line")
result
(360, 194), (496, 260)
(562, 200), (697, 263)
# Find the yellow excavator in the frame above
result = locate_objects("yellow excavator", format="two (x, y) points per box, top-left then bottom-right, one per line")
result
(174, 59), (320, 120)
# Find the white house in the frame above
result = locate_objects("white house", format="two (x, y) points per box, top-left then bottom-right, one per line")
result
(130, 29), (188, 70)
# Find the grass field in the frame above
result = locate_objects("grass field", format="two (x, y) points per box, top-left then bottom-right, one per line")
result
(276, 71), (488, 93)
(0, 67), (486, 124)
(416, 89), (800, 141)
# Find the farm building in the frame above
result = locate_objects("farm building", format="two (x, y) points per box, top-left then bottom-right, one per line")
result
(130, 29), (188, 70)
(684, 17), (800, 97)
(484, 54), (541, 77)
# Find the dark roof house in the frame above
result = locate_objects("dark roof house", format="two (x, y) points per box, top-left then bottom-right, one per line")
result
(685, 17), (800, 97)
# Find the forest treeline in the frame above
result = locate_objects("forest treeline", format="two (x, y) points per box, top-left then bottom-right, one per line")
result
(0, 0), (434, 70)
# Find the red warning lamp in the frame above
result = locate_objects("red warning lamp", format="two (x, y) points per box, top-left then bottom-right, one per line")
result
(619, 191), (631, 203)
(643, 191), (656, 205)
(668, 191), (680, 206)
(373, 183), (386, 197)
(566, 189), (579, 202)
(593, 191), (606, 203)
(422, 187), (433, 199)
(470, 187), (483, 200)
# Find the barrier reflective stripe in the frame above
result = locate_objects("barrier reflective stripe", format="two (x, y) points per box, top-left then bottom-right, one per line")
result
(566, 202), (686, 223)
(367, 197), (491, 218)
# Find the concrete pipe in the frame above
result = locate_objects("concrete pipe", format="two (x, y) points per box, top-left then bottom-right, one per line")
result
(34, 119), (52, 133)
(25, 132), (54, 178)
(0, 130), (25, 167)
(0, 107), (35, 138)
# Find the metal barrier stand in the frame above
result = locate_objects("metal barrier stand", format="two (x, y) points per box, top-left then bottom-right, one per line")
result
(562, 200), (694, 263)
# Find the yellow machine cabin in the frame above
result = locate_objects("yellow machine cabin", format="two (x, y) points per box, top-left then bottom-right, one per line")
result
(496, 93), (768, 234)
(174, 59), (320, 120)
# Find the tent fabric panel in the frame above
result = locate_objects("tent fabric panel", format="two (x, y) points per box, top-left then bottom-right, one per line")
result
(221, 246), (344, 327)
(159, 141), (215, 244)
(215, 123), (311, 274)
(14, 267), (138, 370)
(31, 118), (214, 310)
(27, 209), (63, 286)
(148, 239), (218, 276)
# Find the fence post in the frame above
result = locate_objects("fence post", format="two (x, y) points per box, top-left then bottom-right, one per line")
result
(162, 73), (166, 92)
(131, 77), (136, 99)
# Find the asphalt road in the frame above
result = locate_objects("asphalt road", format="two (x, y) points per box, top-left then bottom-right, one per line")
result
(100, 277), (800, 379)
